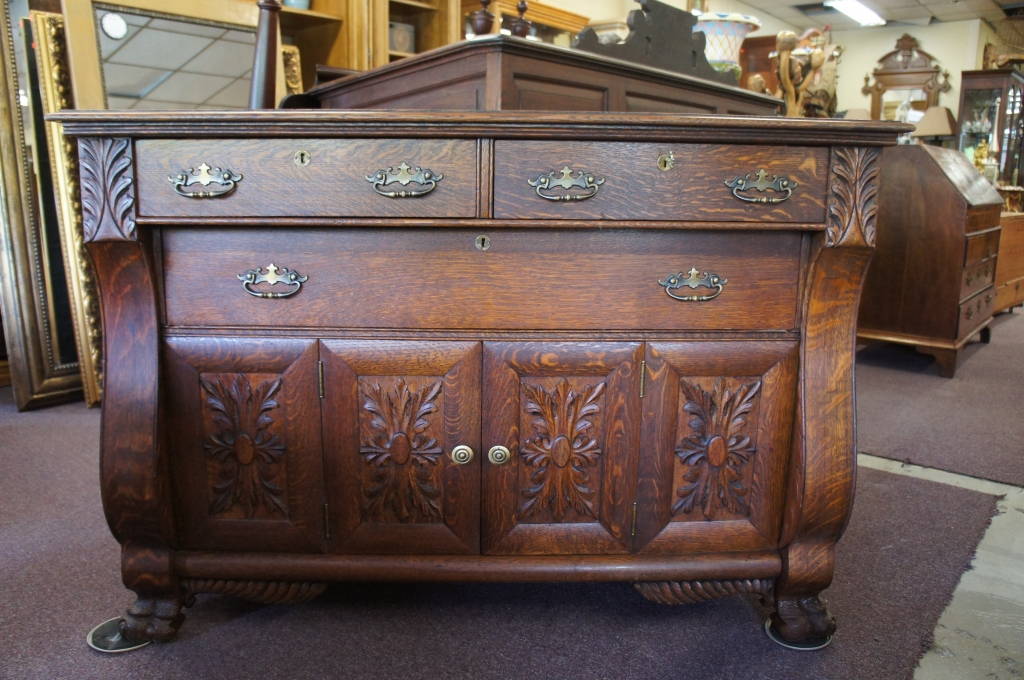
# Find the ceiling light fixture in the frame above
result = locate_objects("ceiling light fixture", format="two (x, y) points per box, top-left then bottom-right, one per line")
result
(823, 0), (886, 27)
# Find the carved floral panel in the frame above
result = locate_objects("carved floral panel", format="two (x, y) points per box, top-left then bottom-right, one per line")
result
(516, 376), (607, 523)
(200, 372), (289, 520)
(672, 376), (763, 521)
(358, 376), (445, 523)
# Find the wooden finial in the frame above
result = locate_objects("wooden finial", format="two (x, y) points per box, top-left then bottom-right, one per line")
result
(469, 0), (494, 36)
(510, 0), (531, 38)
(249, 0), (282, 109)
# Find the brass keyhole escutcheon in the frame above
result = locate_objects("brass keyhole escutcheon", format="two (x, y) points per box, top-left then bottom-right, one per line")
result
(488, 445), (511, 465)
(475, 235), (491, 251)
(657, 152), (676, 172)
(294, 150), (311, 167)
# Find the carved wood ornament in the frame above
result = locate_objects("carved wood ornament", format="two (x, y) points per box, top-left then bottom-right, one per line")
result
(826, 147), (880, 248)
(519, 379), (605, 521)
(361, 378), (444, 522)
(674, 379), (761, 519)
(201, 375), (287, 518)
(78, 137), (136, 242)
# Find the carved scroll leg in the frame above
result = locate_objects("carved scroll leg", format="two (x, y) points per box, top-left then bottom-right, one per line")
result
(768, 543), (836, 650)
(118, 544), (184, 644)
(120, 595), (185, 643)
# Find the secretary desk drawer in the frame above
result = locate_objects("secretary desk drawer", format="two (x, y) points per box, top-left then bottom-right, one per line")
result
(135, 138), (477, 218)
(161, 228), (801, 331)
(493, 141), (827, 222)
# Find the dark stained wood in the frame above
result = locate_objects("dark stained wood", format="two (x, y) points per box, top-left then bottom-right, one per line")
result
(482, 342), (641, 555)
(136, 138), (478, 219)
(249, 0), (281, 110)
(636, 341), (798, 554)
(164, 336), (324, 552)
(493, 141), (827, 222)
(61, 110), (902, 645)
(857, 144), (1003, 377)
(995, 213), (1024, 311)
(160, 228), (802, 332)
(286, 35), (779, 115)
(320, 340), (480, 554)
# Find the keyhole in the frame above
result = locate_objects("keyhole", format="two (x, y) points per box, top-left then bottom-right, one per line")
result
(294, 150), (311, 166)
(657, 152), (675, 172)
(475, 235), (491, 251)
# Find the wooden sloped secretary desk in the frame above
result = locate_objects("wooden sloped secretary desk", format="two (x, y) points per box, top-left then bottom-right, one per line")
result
(55, 110), (906, 650)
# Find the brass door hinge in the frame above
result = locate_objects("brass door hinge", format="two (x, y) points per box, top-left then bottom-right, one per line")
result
(630, 500), (639, 537)
(639, 360), (647, 398)
(323, 503), (331, 541)
(318, 360), (325, 399)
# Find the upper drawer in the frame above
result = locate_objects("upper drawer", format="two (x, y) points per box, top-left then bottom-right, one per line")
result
(161, 228), (802, 332)
(492, 141), (828, 222)
(135, 138), (478, 218)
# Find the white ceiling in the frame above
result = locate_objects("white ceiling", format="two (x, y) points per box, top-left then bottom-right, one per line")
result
(745, 0), (1017, 31)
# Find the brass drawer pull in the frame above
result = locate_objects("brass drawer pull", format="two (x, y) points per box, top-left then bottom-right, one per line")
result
(169, 163), (242, 198)
(450, 445), (475, 465)
(365, 162), (443, 198)
(487, 445), (511, 465)
(725, 169), (797, 205)
(237, 264), (308, 299)
(528, 166), (605, 201)
(658, 268), (727, 302)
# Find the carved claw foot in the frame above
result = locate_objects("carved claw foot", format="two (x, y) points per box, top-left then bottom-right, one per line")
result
(120, 596), (185, 643)
(766, 595), (835, 650)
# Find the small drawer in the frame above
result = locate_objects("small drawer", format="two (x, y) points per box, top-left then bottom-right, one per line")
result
(960, 258), (995, 301)
(135, 138), (478, 218)
(963, 230), (1000, 267)
(492, 141), (828, 223)
(958, 287), (995, 339)
(161, 228), (802, 331)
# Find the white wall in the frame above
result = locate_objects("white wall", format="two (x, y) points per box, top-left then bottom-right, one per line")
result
(832, 20), (986, 116)
(553, 0), (796, 36)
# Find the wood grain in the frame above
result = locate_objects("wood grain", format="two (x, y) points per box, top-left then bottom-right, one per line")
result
(995, 213), (1024, 312)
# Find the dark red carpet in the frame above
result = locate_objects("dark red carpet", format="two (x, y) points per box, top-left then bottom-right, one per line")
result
(856, 311), (1024, 485)
(0, 388), (998, 680)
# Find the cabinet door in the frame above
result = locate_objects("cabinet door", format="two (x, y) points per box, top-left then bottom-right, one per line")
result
(636, 341), (798, 553)
(165, 337), (324, 552)
(482, 342), (642, 555)
(321, 340), (480, 554)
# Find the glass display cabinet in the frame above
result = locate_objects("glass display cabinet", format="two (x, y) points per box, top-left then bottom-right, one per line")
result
(957, 69), (1024, 187)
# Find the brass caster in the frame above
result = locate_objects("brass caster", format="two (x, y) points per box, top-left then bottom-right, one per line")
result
(763, 619), (833, 651)
(86, 617), (152, 653)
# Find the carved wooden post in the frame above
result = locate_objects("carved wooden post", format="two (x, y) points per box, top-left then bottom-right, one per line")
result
(771, 146), (880, 648)
(250, 0), (282, 110)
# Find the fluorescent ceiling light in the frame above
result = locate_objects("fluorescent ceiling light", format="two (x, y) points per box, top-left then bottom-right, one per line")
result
(824, 0), (886, 27)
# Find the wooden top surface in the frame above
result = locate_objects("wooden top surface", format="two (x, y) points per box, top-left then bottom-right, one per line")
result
(296, 35), (782, 107)
(52, 110), (912, 146)
(916, 144), (1004, 208)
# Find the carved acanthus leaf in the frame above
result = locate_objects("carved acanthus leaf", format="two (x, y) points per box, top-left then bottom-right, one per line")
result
(826, 146), (879, 248)
(79, 137), (136, 242)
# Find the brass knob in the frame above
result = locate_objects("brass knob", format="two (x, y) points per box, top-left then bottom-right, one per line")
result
(450, 445), (474, 465)
(488, 445), (511, 465)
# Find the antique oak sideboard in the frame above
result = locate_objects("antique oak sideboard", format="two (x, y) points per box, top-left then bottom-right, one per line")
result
(55, 110), (905, 650)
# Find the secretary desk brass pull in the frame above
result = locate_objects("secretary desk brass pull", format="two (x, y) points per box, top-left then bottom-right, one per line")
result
(237, 264), (308, 299)
(169, 163), (242, 198)
(724, 169), (797, 205)
(365, 161), (443, 198)
(528, 166), (605, 201)
(658, 268), (727, 302)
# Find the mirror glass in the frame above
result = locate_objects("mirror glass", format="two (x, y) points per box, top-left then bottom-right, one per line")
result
(93, 4), (255, 110)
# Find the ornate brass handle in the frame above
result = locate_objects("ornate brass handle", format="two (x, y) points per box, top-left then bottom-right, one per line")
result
(658, 268), (727, 302)
(169, 163), (242, 198)
(724, 169), (797, 205)
(450, 445), (475, 465)
(365, 161), (443, 198)
(237, 264), (308, 299)
(487, 445), (511, 465)
(527, 166), (605, 201)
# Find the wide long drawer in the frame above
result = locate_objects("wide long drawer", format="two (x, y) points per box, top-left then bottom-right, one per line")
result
(136, 138), (478, 218)
(492, 141), (828, 222)
(161, 228), (802, 331)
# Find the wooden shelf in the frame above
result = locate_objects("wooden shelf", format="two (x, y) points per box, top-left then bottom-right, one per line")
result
(390, 0), (438, 11)
(280, 6), (343, 30)
(389, 49), (417, 59)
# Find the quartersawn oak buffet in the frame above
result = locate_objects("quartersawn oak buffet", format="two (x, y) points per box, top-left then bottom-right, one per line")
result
(55, 110), (906, 650)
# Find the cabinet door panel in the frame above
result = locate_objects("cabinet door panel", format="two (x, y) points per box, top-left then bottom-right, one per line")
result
(165, 337), (323, 552)
(321, 340), (480, 554)
(636, 341), (797, 554)
(482, 342), (642, 555)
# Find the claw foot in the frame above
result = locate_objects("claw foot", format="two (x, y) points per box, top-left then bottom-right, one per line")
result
(767, 595), (835, 650)
(121, 596), (185, 643)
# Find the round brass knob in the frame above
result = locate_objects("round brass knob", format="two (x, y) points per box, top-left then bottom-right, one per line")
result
(488, 445), (511, 465)
(450, 445), (474, 465)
